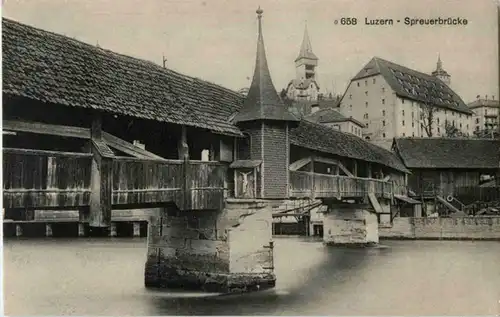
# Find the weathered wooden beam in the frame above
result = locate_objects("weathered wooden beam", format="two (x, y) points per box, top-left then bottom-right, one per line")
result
(178, 126), (189, 160)
(353, 161), (358, 177)
(367, 163), (372, 178)
(289, 157), (311, 171)
(89, 115), (113, 228)
(3, 119), (91, 139)
(102, 131), (166, 161)
(337, 161), (354, 177)
(383, 175), (391, 182)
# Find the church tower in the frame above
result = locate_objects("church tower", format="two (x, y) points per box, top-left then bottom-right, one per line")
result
(431, 54), (451, 86)
(295, 24), (318, 81)
(232, 7), (299, 199)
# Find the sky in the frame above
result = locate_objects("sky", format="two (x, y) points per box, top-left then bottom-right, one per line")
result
(2, 0), (499, 103)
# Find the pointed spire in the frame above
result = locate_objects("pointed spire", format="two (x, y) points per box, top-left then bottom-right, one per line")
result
(295, 22), (318, 62)
(233, 7), (298, 124)
(436, 53), (443, 71)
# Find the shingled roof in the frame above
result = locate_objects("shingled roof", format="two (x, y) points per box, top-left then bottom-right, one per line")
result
(2, 18), (243, 136)
(232, 9), (298, 124)
(305, 108), (364, 127)
(290, 121), (409, 173)
(352, 57), (471, 115)
(393, 137), (500, 169)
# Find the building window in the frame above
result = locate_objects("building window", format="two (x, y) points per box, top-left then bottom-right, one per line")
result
(365, 80), (367, 86)
(485, 109), (488, 115)
(412, 122), (414, 127)
(382, 87), (385, 93)
(363, 113), (368, 119)
(365, 91), (368, 96)
(438, 127), (440, 133)
(382, 110), (386, 116)
(412, 132), (415, 137)
(350, 105), (352, 110)
(460, 123), (462, 128)
(382, 120), (386, 126)
(466, 124), (469, 129)
(459, 113), (462, 118)
(402, 133), (406, 136)
(373, 78), (376, 84)
(402, 120), (405, 126)
(349, 94), (352, 99)
(402, 110), (405, 116)
(402, 99), (405, 104)
(365, 102), (368, 107)
(382, 99), (385, 105)
(437, 118), (440, 124)
(357, 82), (360, 87)
(382, 133), (386, 138)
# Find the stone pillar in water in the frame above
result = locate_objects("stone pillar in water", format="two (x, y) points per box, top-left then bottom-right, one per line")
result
(133, 222), (141, 237)
(144, 201), (276, 293)
(323, 202), (379, 246)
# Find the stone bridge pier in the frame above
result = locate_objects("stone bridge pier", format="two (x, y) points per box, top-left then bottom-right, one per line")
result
(322, 201), (379, 247)
(144, 201), (276, 293)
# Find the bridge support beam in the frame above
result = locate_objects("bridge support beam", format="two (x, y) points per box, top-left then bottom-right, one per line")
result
(145, 202), (276, 293)
(323, 202), (379, 246)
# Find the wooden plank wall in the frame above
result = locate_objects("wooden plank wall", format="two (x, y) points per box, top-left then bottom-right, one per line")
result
(3, 150), (227, 211)
(2, 148), (92, 208)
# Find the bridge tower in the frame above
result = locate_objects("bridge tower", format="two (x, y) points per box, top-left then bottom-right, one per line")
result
(233, 7), (300, 199)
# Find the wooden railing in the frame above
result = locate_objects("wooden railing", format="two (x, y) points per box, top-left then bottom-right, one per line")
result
(3, 149), (227, 211)
(289, 170), (394, 199)
(3, 148), (93, 208)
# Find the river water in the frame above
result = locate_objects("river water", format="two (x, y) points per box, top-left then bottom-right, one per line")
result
(3, 237), (500, 316)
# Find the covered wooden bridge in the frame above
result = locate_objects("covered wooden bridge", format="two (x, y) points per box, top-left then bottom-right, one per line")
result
(2, 17), (409, 231)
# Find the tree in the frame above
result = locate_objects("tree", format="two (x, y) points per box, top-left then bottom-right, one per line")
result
(418, 102), (439, 137)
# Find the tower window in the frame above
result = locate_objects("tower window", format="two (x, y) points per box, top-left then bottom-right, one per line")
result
(365, 102), (368, 107)
(382, 110), (386, 116)
(382, 120), (386, 126)
(382, 99), (385, 105)
(402, 110), (405, 116)
(402, 120), (405, 126)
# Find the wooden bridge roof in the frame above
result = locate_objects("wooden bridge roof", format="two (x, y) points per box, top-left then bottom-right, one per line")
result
(2, 18), (243, 137)
(291, 121), (409, 173)
(393, 137), (500, 169)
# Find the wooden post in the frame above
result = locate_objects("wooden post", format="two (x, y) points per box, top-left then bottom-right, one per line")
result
(89, 114), (113, 228)
(310, 156), (315, 199)
(353, 160), (358, 177)
(45, 224), (53, 237)
(78, 223), (85, 237)
(109, 222), (117, 237)
(133, 222), (141, 237)
(15, 224), (22, 237)
(367, 163), (372, 178)
(178, 126), (191, 210)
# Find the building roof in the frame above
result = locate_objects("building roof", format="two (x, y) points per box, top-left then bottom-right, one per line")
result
(2, 18), (243, 136)
(295, 24), (318, 62)
(232, 9), (298, 124)
(290, 121), (409, 173)
(393, 137), (500, 169)
(351, 57), (472, 115)
(305, 108), (365, 127)
(468, 98), (500, 109)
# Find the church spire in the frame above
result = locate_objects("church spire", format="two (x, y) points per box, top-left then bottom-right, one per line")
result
(233, 7), (298, 124)
(295, 22), (318, 62)
(431, 53), (451, 86)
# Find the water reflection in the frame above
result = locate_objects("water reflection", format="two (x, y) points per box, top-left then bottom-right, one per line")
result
(4, 237), (500, 316)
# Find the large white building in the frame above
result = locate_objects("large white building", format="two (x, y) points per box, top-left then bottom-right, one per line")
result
(468, 96), (499, 137)
(339, 56), (473, 149)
